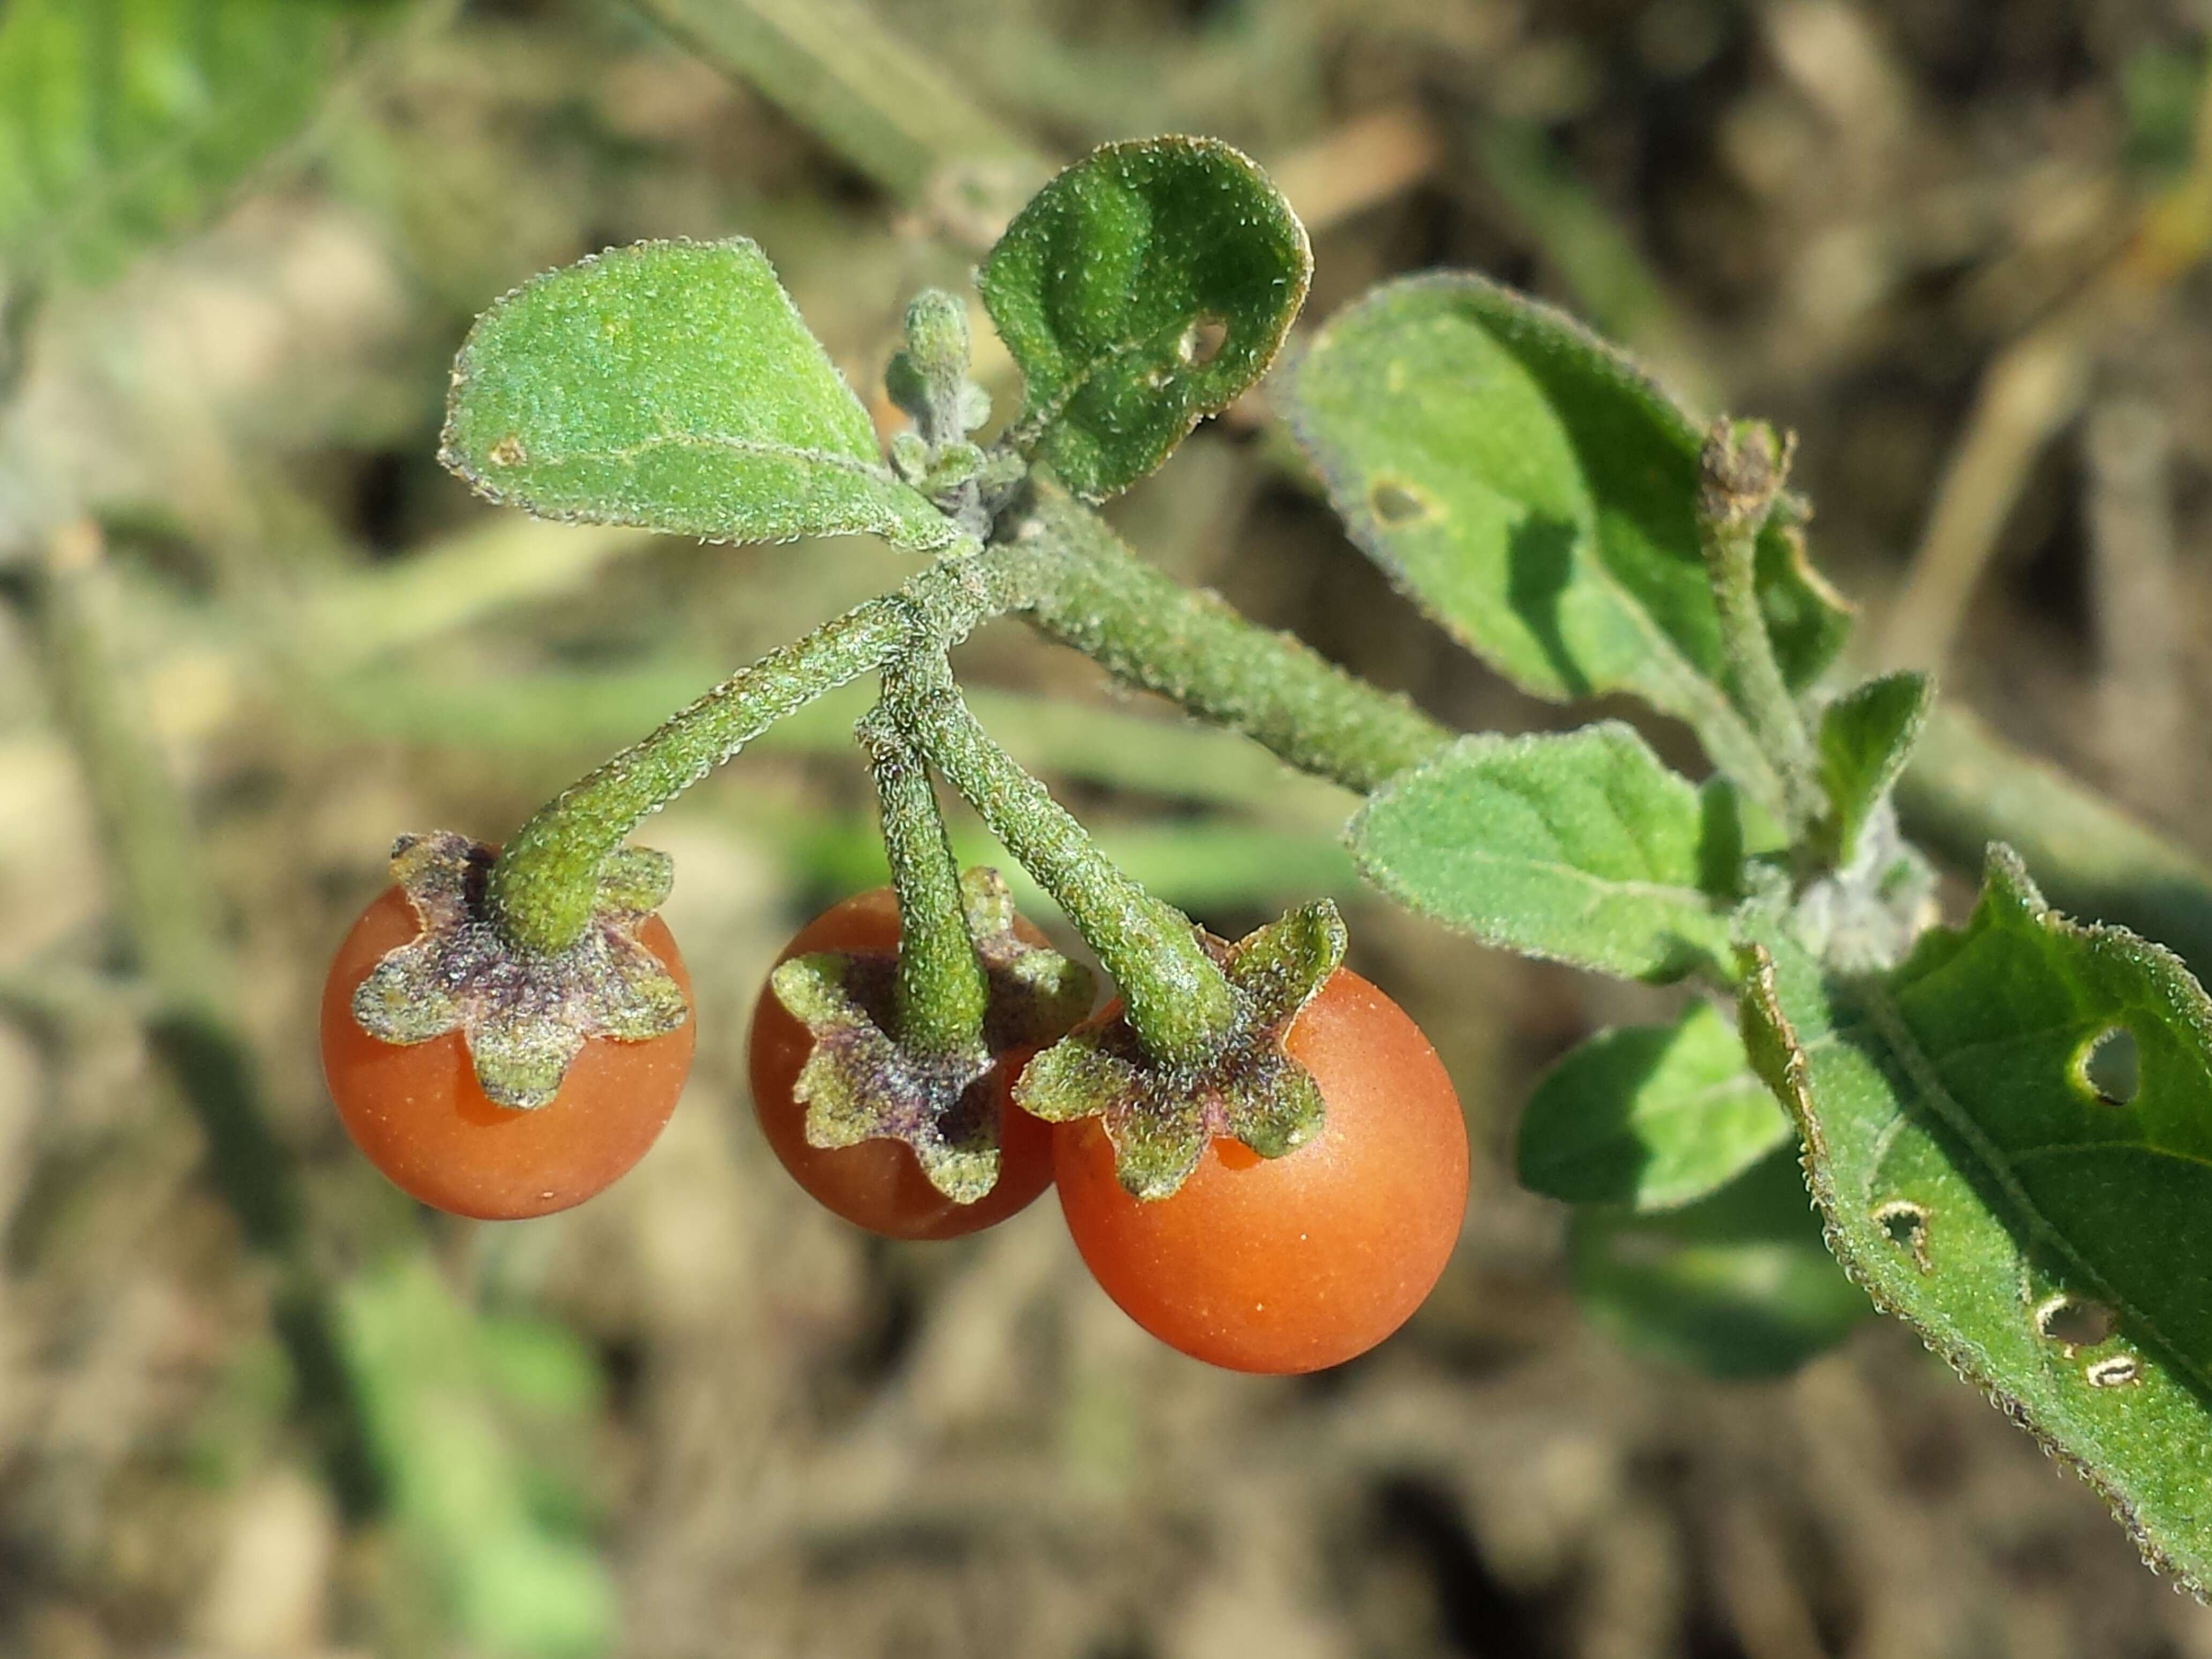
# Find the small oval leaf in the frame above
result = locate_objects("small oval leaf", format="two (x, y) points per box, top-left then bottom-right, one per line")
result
(980, 136), (1311, 501)
(1350, 723), (1743, 984)
(441, 239), (954, 551)
(1519, 999), (1789, 1212)
(1815, 670), (1932, 865)
(1285, 273), (1851, 802)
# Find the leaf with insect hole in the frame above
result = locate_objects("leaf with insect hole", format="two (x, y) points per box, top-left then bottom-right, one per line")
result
(1742, 844), (2212, 1593)
(980, 137), (1310, 502)
(1284, 273), (1851, 820)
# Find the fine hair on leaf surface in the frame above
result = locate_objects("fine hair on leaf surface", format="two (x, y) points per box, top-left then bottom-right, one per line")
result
(440, 238), (954, 550)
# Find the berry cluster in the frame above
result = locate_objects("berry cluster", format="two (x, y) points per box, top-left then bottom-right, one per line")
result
(325, 872), (1466, 1376)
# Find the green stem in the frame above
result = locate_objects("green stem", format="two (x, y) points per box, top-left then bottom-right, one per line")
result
(1695, 422), (1824, 832)
(857, 699), (988, 1058)
(486, 480), (1466, 961)
(1013, 479), (1453, 794)
(487, 543), (1025, 955)
(890, 653), (1241, 1066)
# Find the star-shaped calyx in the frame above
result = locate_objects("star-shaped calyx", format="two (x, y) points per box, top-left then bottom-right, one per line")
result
(766, 868), (1095, 1203)
(350, 831), (690, 1108)
(1013, 900), (1348, 1200)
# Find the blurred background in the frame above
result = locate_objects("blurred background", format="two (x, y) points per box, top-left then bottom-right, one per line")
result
(6, 0), (2212, 1654)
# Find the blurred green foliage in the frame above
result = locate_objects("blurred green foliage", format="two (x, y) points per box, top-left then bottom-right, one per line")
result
(0, 0), (391, 290)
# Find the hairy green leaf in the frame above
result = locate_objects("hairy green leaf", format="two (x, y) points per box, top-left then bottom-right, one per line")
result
(980, 136), (1310, 500)
(1349, 723), (1740, 983)
(1742, 847), (2212, 1593)
(1817, 670), (1931, 864)
(0, 0), (386, 289)
(1520, 998), (1788, 1210)
(1284, 273), (1851, 808)
(1568, 1146), (1871, 1379)
(441, 239), (953, 550)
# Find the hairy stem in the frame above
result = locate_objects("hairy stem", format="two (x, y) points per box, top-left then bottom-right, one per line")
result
(1012, 479), (1454, 793)
(487, 477), (1468, 962)
(1695, 422), (1823, 832)
(488, 541), (1029, 955)
(857, 701), (988, 1058)
(890, 653), (1241, 1066)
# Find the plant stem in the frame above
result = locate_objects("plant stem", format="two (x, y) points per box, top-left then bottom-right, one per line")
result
(1695, 422), (1824, 833)
(1012, 479), (1453, 794)
(486, 476), (1466, 961)
(487, 546), (1021, 955)
(856, 699), (988, 1058)
(890, 653), (1241, 1066)
(489, 600), (904, 952)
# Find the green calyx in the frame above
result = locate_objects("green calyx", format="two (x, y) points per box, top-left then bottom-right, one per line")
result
(1014, 900), (1348, 1200)
(768, 868), (1094, 1203)
(351, 832), (689, 1109)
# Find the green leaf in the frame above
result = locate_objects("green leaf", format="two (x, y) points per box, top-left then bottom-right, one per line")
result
(440, 239), (954, 551)
(1284, 273), (1851, 805)
(1816, 670), (1931, 864)
(979, 136), (1310, 501)
(0, 0), (386, 289)
(1519, 998), (1788, 1210)
(1349, 723), (1741, 983)
(1568, 1146), (1871, 1379)
(1742, 846), (2212, 1593)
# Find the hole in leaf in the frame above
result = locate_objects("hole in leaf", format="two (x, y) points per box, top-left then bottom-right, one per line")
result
(2087, 1355), (2140, 1388)
(1873, 1199), (1930, 1273)
(2076, 1026), (2139, 1105)
(1178, 315), (1229, 367)
(2036, 1294), (2116, 1351)
(1369, 479), (1433, 526)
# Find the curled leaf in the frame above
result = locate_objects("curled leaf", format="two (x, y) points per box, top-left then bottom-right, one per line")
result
(980, 137), (1311, 500)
